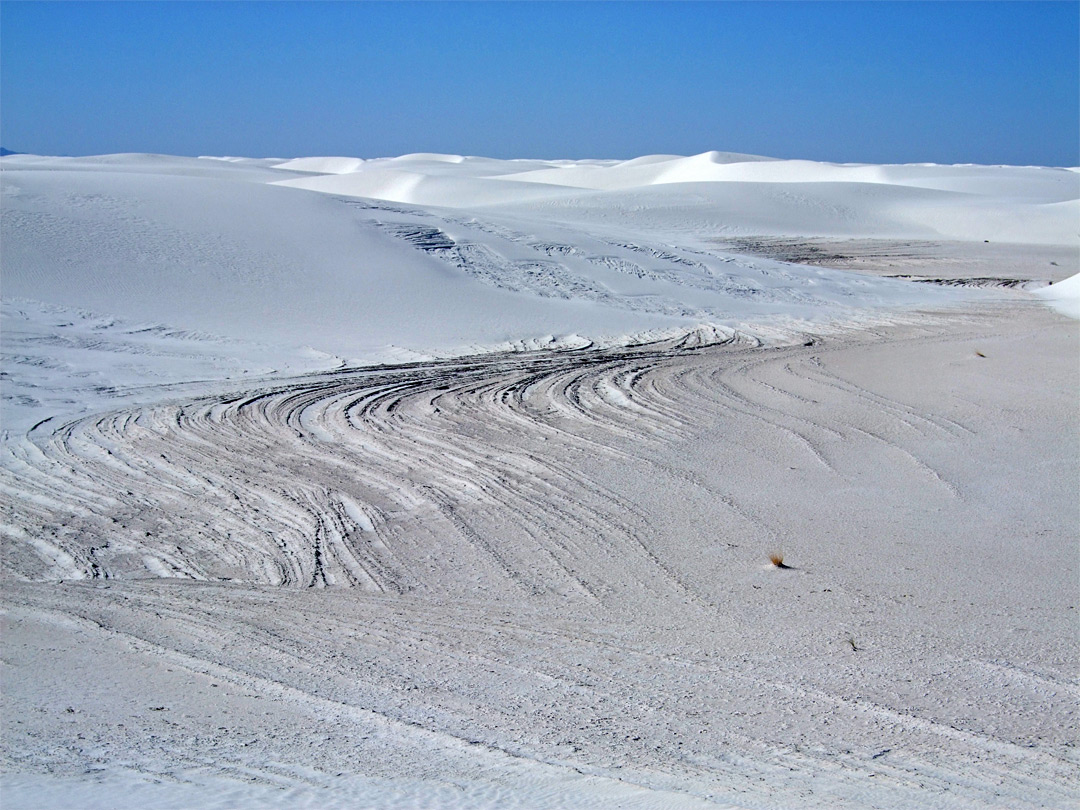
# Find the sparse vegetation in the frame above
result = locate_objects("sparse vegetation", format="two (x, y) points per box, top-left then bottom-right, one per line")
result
(768, 552), (790, 569)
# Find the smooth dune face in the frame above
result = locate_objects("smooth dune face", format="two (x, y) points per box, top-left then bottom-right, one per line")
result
(1, 151), (1077, 809)
(1033, 272), (1080, 318)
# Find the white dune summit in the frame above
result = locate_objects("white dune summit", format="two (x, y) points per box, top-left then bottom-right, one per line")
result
(1, 150), (1078, 809)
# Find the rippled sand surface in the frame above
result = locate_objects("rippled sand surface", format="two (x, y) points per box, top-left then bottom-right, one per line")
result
(3, 300), (1076, 809)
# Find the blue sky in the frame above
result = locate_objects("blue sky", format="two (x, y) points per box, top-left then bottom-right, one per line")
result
(2, 1), (1077, 164)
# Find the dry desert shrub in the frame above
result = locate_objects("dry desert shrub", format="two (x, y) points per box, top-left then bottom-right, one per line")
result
(768, 552), (790, 569)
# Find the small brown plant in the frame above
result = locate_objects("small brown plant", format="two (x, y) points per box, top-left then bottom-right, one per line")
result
(975, 350), (986, 358)
(768, 552), (790, 569)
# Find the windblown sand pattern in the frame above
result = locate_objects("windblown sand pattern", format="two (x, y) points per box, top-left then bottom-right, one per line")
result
(3, 305), (1077, 808)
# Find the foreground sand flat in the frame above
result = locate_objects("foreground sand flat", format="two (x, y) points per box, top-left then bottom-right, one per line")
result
(3, 299), (1076, 809)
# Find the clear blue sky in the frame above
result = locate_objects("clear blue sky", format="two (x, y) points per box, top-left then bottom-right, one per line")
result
(2, 1), (1077, 165)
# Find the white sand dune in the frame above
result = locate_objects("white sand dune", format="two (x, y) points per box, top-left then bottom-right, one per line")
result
(271, 151), (1080, 245)
(8, 151), (1027, 434)
(1, 151), (1077, 809)
(1032, 271), (1080, 319)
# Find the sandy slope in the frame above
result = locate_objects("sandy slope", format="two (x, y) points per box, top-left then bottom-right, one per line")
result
(1, 151), (1078, 808)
